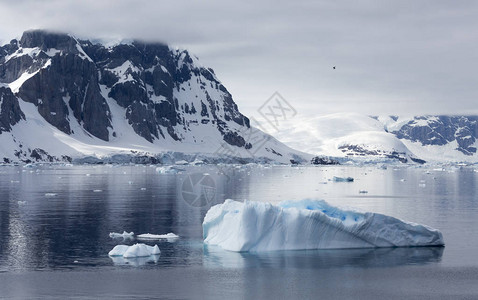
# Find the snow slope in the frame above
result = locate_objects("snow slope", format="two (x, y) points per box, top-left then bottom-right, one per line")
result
(273, 113), (420, 163)
(272, 112), (478, 163)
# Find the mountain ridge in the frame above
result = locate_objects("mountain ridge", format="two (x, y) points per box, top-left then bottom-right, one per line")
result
(0, 29), (309, 164)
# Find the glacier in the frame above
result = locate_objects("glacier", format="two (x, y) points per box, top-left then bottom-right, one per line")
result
(203, 199), (444, 252)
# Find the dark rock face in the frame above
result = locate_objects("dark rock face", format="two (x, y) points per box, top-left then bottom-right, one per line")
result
(311, 156), (339, 165)
(0, 29), (252, 148)
(392, 116), (478, 155)
(338, 145), (411, 163)
(0, 87), (24, 133)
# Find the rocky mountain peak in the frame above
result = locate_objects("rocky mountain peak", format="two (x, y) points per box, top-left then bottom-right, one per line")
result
(19, 29), (79, 53)
(0, 30), (301, 164)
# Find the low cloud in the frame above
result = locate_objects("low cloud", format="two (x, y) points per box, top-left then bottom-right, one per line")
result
(1, 0), (477, 116)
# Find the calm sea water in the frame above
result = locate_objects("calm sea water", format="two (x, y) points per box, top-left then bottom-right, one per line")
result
(0, 164), (477, 299)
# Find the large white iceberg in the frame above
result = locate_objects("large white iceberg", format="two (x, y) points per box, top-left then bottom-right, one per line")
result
(203, 200), (444, 252)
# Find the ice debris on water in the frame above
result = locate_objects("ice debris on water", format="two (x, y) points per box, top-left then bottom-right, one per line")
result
(45, 193), (57, 197)
(203, 199), (444, 252)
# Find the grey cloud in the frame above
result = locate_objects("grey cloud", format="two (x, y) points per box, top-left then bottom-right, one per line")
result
(1, 0), (477, 117)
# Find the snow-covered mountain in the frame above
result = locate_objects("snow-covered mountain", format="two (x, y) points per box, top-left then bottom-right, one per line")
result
(0, 30), (309, 164)
(273, 113), (478, 164)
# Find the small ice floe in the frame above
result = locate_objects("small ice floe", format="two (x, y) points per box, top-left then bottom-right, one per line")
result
(140, 187), (146, 191)
(109, 231), (135, 239)
(108, 243), (160, 258)
(86, 174), (91, 177)
(10, 180), (20, 183)
(136, 233), (179, 242)
(400, 178), (406, 182)
(93, 189), (103, 193)
(45, 193), (57, 197)
(359, 190), (368, 194)
(175, 160), (189, 165)
(191, 160), (205, 166)
(333, 176), (354, 182)
(128, 181), (133, 184)
(419, 183), (426, 188)
(17, 201), (27, 205)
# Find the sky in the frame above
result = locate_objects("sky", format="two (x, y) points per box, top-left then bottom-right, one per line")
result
(0, 0), (477, 118)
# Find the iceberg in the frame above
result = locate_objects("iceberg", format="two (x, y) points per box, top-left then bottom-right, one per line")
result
(108, 243), (160, 257)
(203, 200), (444, 252)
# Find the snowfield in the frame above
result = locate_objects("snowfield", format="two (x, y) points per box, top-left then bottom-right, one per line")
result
(272, 112), (478, 163)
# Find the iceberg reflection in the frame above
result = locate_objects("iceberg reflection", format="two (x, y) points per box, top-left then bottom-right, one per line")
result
(203, 245), (444, 269)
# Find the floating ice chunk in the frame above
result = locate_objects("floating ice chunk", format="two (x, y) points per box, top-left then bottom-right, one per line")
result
(124, 244), (160, 258)
(93, 189), (103, 193)
(140, 187), (146, 191)
(45, 193), (57, 197)
(191, 160), (205, 166)
(333, 176), (354, 182)
(108, 243), (160, 258)
(109, 231), (134, 239)
(109, 243), (160, 258)
(137, 233), (179, 241)
(17, 201), (27, 205)
(175, 160), (189, 165)
(203, 200), (444, 252)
